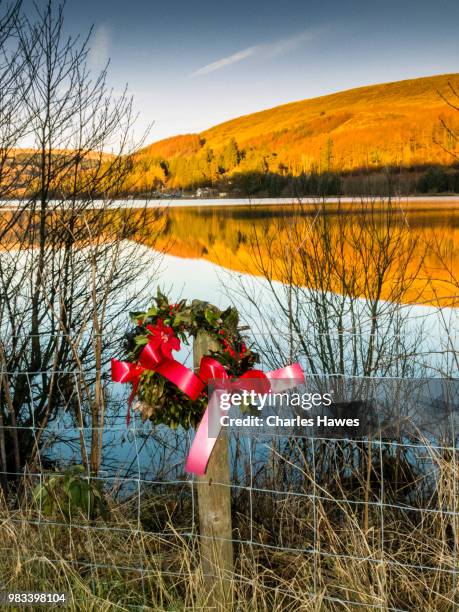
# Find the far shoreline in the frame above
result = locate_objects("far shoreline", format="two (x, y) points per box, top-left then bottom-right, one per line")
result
(1, 195), (459, 211)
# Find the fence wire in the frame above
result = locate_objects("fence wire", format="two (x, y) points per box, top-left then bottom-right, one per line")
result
(0, 353), (458, 610)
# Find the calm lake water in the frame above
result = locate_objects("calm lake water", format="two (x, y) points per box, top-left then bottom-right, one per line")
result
(2, 198), (458, 482)
(134, 198), (459, 305)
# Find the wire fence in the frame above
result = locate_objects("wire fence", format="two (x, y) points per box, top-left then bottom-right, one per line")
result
(0, 352), (458, 609)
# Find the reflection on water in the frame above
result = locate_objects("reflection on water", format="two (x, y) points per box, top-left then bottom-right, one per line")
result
(2, 199), (458, 479)
(1, 199), (458, 307)
(134, 201), (459, 308)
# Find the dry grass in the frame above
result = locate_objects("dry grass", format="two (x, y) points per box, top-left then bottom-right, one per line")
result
(0, 437), (458, 611)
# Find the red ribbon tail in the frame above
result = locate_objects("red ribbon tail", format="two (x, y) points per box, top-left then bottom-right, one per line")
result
(128, 378), (139, 407)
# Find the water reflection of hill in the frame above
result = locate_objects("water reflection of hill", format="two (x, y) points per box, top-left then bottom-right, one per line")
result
(1, 201), (457, 307)
(144, 203), (459, 308)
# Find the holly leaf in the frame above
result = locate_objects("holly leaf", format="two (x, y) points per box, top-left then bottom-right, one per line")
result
(204, 308), (220, 327)
(222, 307), (239, 330)
(156, 287), (169, 308)
(129, 311), (146, 322)
(175, 311), (192, 324)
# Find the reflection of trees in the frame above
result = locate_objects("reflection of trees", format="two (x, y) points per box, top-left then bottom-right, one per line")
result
(231, 199), (429, 380)
(144, 204), (458, 307)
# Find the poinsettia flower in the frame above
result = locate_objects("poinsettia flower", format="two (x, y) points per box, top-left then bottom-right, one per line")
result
(146, 320), (180, 358)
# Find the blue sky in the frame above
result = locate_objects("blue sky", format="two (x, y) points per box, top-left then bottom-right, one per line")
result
(44, 0), (459, 142)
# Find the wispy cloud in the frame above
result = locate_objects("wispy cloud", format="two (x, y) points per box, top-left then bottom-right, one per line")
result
(192, 46), (258, 77)
(89, 23), (111, 72)
(263, 29), (320, 58)
(191, 28), (320, 77)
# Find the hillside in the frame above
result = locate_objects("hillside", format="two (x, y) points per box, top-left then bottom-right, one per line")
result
(0, 149), (117, 198)
(129, 73), (459, 195)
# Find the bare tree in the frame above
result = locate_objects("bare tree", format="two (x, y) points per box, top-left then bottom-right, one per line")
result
(231, 198), (428, 384)
(225, 198), (431, 519)
(0, 0), (163, 491)
(428, 82), (459, 376)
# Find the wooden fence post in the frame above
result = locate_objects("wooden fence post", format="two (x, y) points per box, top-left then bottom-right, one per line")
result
(194, 329), (234, 609)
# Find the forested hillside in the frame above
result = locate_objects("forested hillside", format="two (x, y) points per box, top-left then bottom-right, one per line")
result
(126, 73), (459, 196)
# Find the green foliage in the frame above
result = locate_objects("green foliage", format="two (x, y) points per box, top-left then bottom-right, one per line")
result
(121, 290), (260, 428)
(417, 166), (459, 193)
(139, 370), (205, 429)
(32, 465), (108, 520)
(226, 170), (343, 197)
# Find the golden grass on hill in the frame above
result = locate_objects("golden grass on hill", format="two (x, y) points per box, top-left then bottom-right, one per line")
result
(129, 73), (459, 191)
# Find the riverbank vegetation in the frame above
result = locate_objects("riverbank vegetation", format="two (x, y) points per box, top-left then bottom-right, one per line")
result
(1, 435), (457, 610)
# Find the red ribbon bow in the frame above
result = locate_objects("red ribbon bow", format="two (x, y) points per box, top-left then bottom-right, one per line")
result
(112, 322), (270, 417)
(112, 323), (304, 473)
